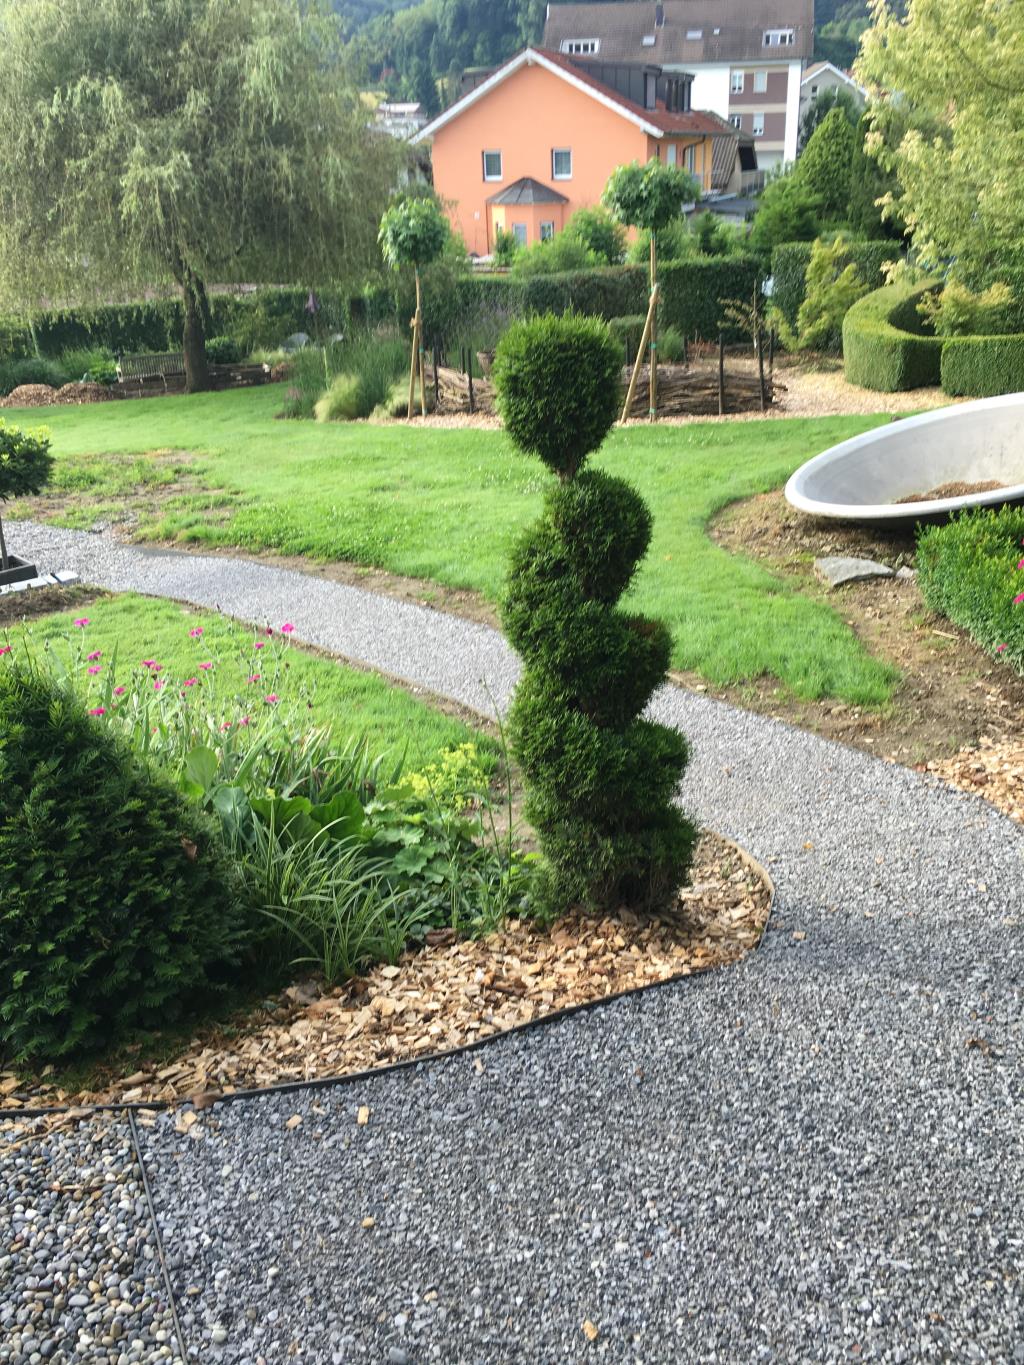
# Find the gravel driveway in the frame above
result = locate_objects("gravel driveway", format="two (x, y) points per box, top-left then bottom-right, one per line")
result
(4, 522), (1024, 1364)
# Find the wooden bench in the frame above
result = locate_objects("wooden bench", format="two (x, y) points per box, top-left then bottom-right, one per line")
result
(116, 352), (186, 386)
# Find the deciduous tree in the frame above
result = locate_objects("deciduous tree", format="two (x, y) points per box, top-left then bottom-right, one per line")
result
(0, 0), (402, 391)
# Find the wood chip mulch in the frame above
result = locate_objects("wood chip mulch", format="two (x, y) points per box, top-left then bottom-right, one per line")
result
(927, 738), (1024, 825)
(1, 833), (770, 1126)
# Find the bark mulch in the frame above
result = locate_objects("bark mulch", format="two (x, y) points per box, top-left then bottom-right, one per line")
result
(1, 832), (770, 1124)
(928, 738), (1024, 825)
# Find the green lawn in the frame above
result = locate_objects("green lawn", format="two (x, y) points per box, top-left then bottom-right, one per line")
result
(5, 593), (481, 770)
(7, 386), (897, 704)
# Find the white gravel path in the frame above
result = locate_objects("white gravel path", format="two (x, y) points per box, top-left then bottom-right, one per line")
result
(6, 519), (1024, 1364)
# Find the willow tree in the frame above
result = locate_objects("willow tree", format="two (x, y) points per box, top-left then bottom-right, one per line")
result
(0, 0), (403, 391)
(603, 159), (699, 420)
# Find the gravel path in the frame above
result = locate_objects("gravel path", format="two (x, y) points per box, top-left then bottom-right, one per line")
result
(6, 521), (1024, 1363)
(1, 1117), (184, 1364)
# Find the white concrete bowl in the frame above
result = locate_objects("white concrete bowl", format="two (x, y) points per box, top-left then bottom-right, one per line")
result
(785, 392), (1024, 526)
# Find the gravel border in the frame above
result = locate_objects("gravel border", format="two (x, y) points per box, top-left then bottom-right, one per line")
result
(6, 520), (1024, 1362)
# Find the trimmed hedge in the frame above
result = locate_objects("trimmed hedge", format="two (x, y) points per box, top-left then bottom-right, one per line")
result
(917, 506), (1024, 674)
(608, 314), (647, 360)
(940, 333), (1024, 397)
(659, 255), (763, 341)
(842, 282), (943, 391)
(771, 240), (897, 330)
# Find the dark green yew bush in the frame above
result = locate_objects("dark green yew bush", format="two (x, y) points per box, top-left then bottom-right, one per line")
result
(0, 664), (249, 1062)
(494, 313), (697, 913)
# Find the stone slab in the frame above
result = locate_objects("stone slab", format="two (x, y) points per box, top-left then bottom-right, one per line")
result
(814, 555), (895, 588)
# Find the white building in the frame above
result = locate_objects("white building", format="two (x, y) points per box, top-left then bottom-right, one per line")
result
(543, 0), (814, 172)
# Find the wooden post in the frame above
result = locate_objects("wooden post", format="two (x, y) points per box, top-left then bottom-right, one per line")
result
(620, 284), (658, 424)
(757, 325), (766, 413)
(649, 231), (658, 421)
(407, 309), (418, 420)
(415, 269), (427, 418)
(468, 355), (475, 414)
(718, 331), (725, 416)
(768, 327), (775, 379)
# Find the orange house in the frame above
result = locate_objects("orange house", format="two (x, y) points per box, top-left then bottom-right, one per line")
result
(413, 47), (736, 257)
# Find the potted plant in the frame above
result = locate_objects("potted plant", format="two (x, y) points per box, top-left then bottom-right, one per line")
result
(0, 419), (53, 586)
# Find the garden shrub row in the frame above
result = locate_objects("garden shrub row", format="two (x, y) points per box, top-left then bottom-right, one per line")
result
(939, 333), (1024, 397)
(917, 506), (1024, 672)
(771, 240), (895, 330)
(659, 255), (763, 341)
(842, 281), (943, 391)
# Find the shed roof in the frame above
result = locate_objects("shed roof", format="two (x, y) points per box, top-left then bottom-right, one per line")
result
(487, 177), (570, 206)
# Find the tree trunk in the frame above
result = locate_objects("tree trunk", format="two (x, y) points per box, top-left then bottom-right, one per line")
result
(0, 512), (10, 572)
(181, 271), (211, 393)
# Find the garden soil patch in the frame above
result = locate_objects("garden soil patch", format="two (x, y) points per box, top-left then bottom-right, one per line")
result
(896, 480), (1005, 504)
(1, 832), (770, 1118)
(709, 489), (1024, 764)
(0, 584), (104, 628)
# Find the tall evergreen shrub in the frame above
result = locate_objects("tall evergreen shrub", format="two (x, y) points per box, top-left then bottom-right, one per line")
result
(493, 313), (697, 912)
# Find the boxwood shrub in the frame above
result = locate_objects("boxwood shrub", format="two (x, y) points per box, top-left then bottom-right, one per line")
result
(0, 663), (249, 1062)
(842, 282), (943, 390)
(917, 506), (1024, 672)
(939, 333), (1024, 397)
(772, 240), (896, 330)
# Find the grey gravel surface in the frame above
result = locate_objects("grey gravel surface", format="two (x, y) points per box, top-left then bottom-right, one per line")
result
(9, 521), (1024, 1362)
(1, 1118), (184, 1364)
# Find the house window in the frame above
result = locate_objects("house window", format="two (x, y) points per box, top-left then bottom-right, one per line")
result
(754, 70), (768, 92)
(730, 114), (742, 129)
(763, 28), (795, 46)
(753, 112), (765, 136)
(686, 28), (702, 39)
(810, 83), (819, 96)
(666, 143), (677, 166)
(686, 144), (696, 173)
(641, 34), (656, 46)
(730, 70), (744, 93)
(482, 150), (502, 181)
(552, 148), (572, 180)
(540, 221), (555, 241)
(512, 223), (527, 246)
(560, 38), (599, 54)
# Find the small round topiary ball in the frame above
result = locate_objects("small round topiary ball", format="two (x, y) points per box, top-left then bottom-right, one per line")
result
(492, 313), (623, 480)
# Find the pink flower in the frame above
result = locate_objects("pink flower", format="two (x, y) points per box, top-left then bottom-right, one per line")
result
(88, 706), (106, 716)
(281, 623), (295, 634)
(73, 618), (90, 628)
(248, 674), (261, 684)
(87, 665), (101, 676)
(996, 644), (1008, 653)
(264, 693), (279, 704)
(113, 686), (126, 696)
(154, 679), (165, 692)
(221, 720), (233, 731)
(0, 645), (10, 657)
(199, 662), (213, 671)
(183, 678), (198, 687)
(1017, 558), (1024, 570)
(141, 659), (158, 669)
(189, 627), (204, 638)
(1014, 593), (1024, 605)
(266, 627), (274, 636)
(240, 716), (251, 727)
(87, 650), (102, 661)
(254, 641), (266, 651)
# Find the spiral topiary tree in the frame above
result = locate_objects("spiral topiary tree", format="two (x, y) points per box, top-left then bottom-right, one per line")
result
(493, 313), (697, 913)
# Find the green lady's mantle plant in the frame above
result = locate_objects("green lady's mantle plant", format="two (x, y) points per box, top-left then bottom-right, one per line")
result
(493, 313), (697, 912)
(0, 419), (52, 572)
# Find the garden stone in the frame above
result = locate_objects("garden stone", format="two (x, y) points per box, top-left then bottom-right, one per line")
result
(814, 555), (895, 587)
(280, 332), (309, 352)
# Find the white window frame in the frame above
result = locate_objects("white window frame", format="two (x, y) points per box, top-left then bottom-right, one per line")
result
(512, 222), (528, 246)
(763, 28), (795, 46)
(730, 70), (744, 94)
(686, 28), (702, 39)
(551, 147), (572, 180)
(753, 70), (768, 93)
(560, 38), (599, 55)
(753, 112), (765, 137)
(730, 114), (743, 129)
(482, 149), (503, 182)
(540, 221), (555, 241)
(666, 143), (677, 166)
(686, 144), (696, 173)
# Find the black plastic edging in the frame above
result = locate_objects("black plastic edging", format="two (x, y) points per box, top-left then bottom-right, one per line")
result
(3, 839), (774, 1124)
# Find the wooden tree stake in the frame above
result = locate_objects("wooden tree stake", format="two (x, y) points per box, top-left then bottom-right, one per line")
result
(649, 231), (658, 421)
(620, 283), (659, 423)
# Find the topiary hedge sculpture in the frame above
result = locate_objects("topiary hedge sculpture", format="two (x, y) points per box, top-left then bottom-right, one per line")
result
(493, 312), (697, 913)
